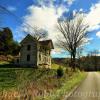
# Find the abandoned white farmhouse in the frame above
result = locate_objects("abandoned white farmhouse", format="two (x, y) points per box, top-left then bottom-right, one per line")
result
(15, 34), (54, 68)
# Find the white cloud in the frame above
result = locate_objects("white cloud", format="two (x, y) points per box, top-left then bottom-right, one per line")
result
(96, 31), (100, 38)
(51, 48), (68, 58)
(85, 2), (100, 32)
(66, 0), (75, 6)
(52, 48), (64, 55)
(88, 24), (100, 31)
(79, 8), (83, 12)
(22, 5), (68, 43)
(7, 6), (16, 12)
(57, 6), (69, 16)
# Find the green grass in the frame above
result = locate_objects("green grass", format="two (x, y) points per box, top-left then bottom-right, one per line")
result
(51, 63), (60, 69)
(0, 69), (17, 89)
(0, 67), (58, 99)
(0, 68), (57, 90)
(37, 71), (87, 100)
(0, 63), (87, 99)
(51, 63), (66, 71)
(0, 61), (9, 65)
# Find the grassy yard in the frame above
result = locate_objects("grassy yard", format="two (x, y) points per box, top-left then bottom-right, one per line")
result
(0, 61), (10, 65)
(41, 71), (87, 100)
(0, 63), (87, 100)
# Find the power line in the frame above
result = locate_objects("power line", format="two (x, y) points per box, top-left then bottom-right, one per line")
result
(0, 5), (36, 34)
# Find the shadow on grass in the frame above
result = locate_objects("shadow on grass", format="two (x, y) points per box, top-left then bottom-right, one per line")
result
(0, 64), (35, 68)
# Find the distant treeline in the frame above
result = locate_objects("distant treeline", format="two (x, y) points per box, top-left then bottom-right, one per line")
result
(52, 56), (100, 71)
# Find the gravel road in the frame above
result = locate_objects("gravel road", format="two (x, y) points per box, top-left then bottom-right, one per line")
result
(67, 72), (100, 100)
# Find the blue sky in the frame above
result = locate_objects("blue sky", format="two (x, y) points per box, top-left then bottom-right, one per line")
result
(0, 0), (100, 58)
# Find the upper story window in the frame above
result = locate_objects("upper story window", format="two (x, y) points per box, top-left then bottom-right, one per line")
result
(27, 45), (31, 51)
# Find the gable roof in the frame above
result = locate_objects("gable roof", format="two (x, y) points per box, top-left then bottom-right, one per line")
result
(39, 40), (54, 49)
(20, 34), (37, 45)
(20, 34), (54, 49)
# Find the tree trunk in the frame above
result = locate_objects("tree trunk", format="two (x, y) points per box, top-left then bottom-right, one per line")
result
(72, 53), (76, 70)
(70, 50), (76, 71)
(70, 53), (73, 69)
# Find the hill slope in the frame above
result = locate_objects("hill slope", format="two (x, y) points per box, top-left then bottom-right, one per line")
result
(0, 63), (86, 100)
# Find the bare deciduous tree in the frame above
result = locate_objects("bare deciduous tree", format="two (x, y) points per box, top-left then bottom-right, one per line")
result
(32, 27), (48, 41)
(23, 26), (48, 41)
(57, 13), (89, 69)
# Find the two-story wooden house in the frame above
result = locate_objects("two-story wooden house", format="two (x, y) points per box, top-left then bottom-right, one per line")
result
(15, 34), (54, 68)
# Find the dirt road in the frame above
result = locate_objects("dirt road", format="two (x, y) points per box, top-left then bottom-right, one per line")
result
(67, 72), (100, 100)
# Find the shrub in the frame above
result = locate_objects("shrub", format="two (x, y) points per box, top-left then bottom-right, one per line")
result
(57, 66), (64, 77)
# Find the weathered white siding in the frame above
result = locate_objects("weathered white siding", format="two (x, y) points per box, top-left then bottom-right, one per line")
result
(20, 40), (37, 67)
(37, 45), (51, 68)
